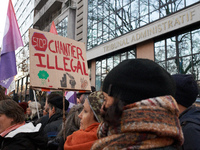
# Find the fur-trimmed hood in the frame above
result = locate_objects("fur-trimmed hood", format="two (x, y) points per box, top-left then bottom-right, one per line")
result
(5, 122), (42, 138)
(0, 122), (47, 150)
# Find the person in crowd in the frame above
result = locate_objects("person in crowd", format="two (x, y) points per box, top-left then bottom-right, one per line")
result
(48, 103), (84, 150)
(43, 105), (49, 116)
(77, 86), (96, 104)
(0, 99), (47, 150)
(26, 101), (41, 124)
(44, 93), (69, 143)
(18, 101), (28, 114)
(12, 94), (19, 103)
(64, 91), (104, 150)
(91, 59), (184, 150)
(172, 74), (200, 150)
(25, 107), (32, 122)
(77, 94), (88, 104)
(36, 97), (50, 128)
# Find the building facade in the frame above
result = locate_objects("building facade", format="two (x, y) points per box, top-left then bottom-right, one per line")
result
(31, 0), (200, 93)
(13, 0), (35, 101)
(86, 0), (200, 91)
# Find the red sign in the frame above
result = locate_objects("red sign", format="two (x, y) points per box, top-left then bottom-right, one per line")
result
(32, 32), (47, 52)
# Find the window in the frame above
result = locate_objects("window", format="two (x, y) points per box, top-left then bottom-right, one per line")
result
(56, 17), (68, 37)
(154, 28), (200, 81)
(87, 0), (198, 50)
(95, 48), (136, 90)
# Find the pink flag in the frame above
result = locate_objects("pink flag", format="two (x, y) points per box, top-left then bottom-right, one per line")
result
(50, 21), (58, 35)
(0, 0), (23, 88)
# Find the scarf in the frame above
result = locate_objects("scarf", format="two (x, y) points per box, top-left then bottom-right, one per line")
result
(0, 122), (25, 137)
(91, 96), (184, 150)
(64, 122), (99, 150)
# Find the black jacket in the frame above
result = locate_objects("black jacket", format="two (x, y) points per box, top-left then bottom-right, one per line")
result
(44, 113), (63, 141)
(35, 114), (49, 128)
(0, 122), (47, 150)
(179, 103), (200, 150)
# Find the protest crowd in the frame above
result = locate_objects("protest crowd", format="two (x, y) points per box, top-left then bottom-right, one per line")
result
(0, 0), (200, 149)
(0, 58), (199, 150)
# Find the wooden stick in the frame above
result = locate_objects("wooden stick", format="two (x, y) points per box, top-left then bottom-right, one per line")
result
(62, 89), (66, 140)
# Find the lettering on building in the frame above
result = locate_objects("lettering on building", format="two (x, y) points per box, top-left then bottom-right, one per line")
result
(103, 9), (196, 53)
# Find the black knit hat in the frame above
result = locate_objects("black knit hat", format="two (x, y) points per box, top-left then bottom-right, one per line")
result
(172, 74), (198, 108)
(48, 95), (69, 110)
(102, 59), (176, 104)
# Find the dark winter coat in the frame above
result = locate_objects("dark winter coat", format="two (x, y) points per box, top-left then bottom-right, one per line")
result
(44, 113), (63, 141)
(0, 122), (47, 150)
(35, 114), (49, 128)
(179, 103), (200, 150)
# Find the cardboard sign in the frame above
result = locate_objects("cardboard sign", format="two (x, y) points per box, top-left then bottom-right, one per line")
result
(29, 28), (91, 91)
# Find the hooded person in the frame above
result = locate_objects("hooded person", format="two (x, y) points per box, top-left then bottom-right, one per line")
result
(0, 99), (47, 150)
(64, 91), (104, 150)
(172, 74), (199, 150)
(91, 59), (184, 150)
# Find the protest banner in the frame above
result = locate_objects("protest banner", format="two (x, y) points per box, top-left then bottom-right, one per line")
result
(29, 28), (91, 91)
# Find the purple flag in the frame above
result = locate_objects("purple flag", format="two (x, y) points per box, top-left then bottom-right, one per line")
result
(0, 76), (14, 89)
(0, 0), (23, 88)
(65, 91), (77, 111)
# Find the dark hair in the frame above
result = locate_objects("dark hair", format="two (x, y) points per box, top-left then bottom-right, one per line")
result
(5, 95), (12, 100)
(48, 103), (62, 114)
(102, 92), (126, 127)
(91, 86), (96, 92)
(0, 89), (6, 101)
(77, 86), (96, 99)
(0, 100), (25, 124)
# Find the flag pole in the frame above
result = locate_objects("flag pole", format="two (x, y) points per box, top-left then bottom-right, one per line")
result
(33, 90), (40, 119)
(62, 89), (66, 140)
